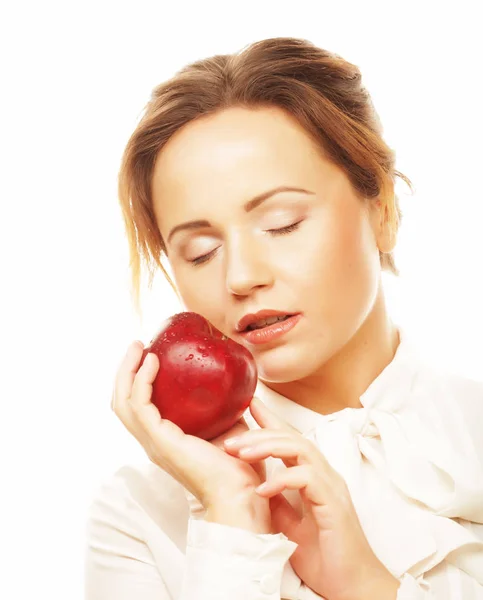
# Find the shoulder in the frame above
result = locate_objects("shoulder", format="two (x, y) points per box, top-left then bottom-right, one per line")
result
(413, 359), (483, 411)
(409, 360), (483, 453)
(87, 461), (190, 546)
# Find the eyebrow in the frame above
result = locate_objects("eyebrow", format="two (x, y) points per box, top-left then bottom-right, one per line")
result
(166, 186), (315, 244)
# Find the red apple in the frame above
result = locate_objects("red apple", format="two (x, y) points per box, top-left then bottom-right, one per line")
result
(139, 312), (258, 440)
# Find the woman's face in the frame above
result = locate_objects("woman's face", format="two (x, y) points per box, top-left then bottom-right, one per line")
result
(151, 106), (387, 384)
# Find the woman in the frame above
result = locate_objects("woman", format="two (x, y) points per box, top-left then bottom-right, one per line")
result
(85, 37), (483, 599)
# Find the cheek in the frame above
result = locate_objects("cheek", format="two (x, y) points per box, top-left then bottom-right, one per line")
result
(328, 217), (380, 322)
(177, 279), (214, 311)
(174, 271), (227, 328)
(297, 212), (378, 313)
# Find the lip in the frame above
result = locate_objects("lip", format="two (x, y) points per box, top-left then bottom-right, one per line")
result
(239, 313), (302, 345)
(236, 309), (298, 333)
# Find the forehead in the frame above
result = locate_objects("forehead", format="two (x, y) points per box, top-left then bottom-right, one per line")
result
(151, 106), (326, 226)
(155, 105), (323, 179)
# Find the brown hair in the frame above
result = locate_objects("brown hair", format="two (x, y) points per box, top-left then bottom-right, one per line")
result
(118, 37), (414, 316)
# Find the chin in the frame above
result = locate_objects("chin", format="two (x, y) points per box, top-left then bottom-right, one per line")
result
(253, 343), (321, 383)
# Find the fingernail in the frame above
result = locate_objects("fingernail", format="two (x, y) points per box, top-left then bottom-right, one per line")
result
(127, 341), (141, 356)
(224, 437), (240, 447)
(239, 446), (254, 455)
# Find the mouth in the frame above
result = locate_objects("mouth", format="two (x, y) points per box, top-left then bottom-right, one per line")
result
(236, 309), (300, 335)
(239, 313), (302, 345)
(243, 314), (294, 332)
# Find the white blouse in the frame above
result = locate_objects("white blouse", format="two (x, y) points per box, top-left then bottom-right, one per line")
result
(85, 327), (483, 599)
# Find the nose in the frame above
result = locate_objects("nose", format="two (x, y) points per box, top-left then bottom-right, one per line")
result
(225, 234), (273, 297)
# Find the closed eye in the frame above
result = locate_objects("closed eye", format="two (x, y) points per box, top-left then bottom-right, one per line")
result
(266, 219), (304, 236)
(189, 220), (304, 266)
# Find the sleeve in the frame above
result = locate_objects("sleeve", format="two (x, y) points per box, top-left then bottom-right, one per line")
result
(395, 562), (483, 599)
(180, 518), (298, 600)
(85, 467), (298, 600)
(395, 518), (483, 599)
(84, 475), (171, 600)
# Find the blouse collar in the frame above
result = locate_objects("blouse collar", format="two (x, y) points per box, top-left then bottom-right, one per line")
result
(249, 324), (483, 586)
(254, 323), (418, 432)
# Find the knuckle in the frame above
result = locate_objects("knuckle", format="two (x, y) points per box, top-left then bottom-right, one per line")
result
(302, 464), (314, 479)
(129, 396), (141, 412)
(145, 440), (161, 464)
(111, 399), (120, 417)
(304, 441), (323, 464)
(337, 481), (352, 506)
(145, 446), (158, 464)
(340, 475), (349, 490)
(334, 468), (348, 489)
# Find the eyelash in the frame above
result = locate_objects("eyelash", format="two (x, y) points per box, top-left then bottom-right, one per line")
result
(188, 220), (304, 266)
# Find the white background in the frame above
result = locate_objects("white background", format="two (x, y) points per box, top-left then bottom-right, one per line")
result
(1, 1), (482, 598)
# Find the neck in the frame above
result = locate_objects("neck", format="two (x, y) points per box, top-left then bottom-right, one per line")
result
(260, 288), (400, 416)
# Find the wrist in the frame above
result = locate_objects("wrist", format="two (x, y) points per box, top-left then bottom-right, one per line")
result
(349, 567), (400, 600)
(361, 576), (400, 600)
(205, 492), (271, 534)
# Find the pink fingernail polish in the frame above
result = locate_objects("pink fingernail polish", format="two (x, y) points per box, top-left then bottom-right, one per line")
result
(224, 437), (239, 447)
(239, 446), (254, 455)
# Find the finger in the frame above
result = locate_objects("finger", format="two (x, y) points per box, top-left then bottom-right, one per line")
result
(129, 352), (165, 429)
(234, 437), (314, 468)
(112, 346), (161, 441)
(112, 340), (145, 411)
(111, 346), (186, 476)
(224, 428), (290, 449)
(111, 341), (146, 434)
(267, 465), (349, 512)
(269, 493), (301, 540)
(129, 353), (186, 457)
(224, 429), (324, 468)
(130, 351), (158, 406)
(255, 465), (344, 508)
(256, 464), (313, 497)
(210, 420), (250, 451)
(251, 458), (267, 484)
(249, 396), (298, 432)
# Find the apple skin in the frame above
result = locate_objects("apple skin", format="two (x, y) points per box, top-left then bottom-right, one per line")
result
(139, 312), (258, 440)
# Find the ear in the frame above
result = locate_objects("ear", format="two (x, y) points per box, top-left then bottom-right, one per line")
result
(371, 198), (397, 254)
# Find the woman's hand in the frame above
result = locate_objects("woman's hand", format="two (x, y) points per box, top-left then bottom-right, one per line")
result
(111, 341), (270, 532)
(224, 397), (400, 600)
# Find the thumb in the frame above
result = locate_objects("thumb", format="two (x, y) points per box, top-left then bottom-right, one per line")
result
(269, 493), (301, 541)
